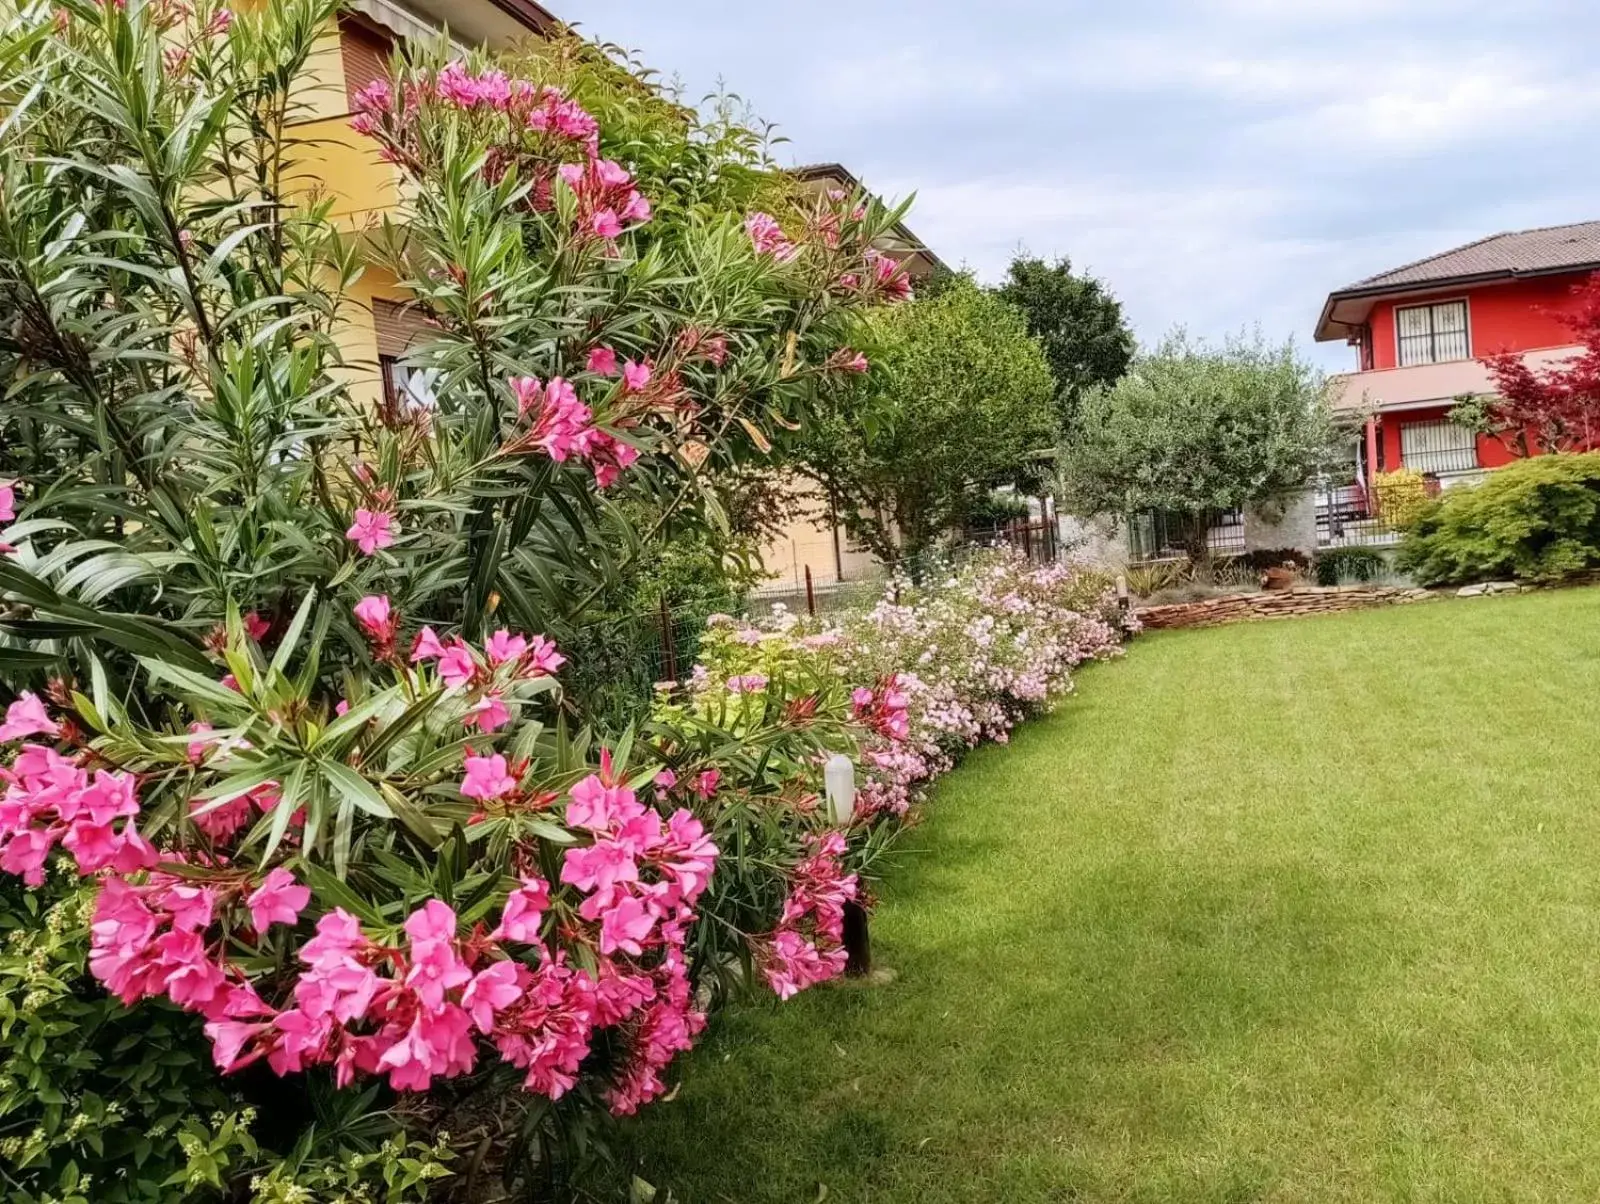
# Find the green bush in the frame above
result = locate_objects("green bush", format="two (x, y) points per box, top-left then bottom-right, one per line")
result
(1241, 547), (1310, 572)
(1315, 546), (1390, 586)
(1397, 453), (1600, 585)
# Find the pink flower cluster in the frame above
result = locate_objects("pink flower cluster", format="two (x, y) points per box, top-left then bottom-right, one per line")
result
(745, 212), (799, 262)
(91, 865), (306, 1024)
(409, 620), (564, 735)
(0, 714), (156, 885)
(764, 832), (858, 1000)
(557, 157), (651, 242)
(851, 675), (910, 743)
(508, 374), (640, 487)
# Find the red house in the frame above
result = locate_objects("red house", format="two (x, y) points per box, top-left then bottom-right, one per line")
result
(1316, 221), (1600, 486)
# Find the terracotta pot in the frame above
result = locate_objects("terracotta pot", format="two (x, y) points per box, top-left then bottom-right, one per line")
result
(1262, 566), (1297, 591)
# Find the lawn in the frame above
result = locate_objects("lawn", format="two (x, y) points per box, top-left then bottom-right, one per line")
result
(613, 588), (1600, 1203)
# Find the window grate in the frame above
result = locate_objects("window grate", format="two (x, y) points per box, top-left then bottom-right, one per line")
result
(1400, 419), (1478, 474)
(1396, 300), (1469, 366)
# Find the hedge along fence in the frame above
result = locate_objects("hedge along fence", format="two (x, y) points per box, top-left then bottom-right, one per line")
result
(0, 7), (1136, 1203)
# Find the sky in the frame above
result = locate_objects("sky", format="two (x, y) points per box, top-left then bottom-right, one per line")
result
(562, 0), (1600, 371)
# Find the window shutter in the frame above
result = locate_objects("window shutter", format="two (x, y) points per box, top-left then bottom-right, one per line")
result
(339, 15), (394, 109)
(372, 298), (432, 359)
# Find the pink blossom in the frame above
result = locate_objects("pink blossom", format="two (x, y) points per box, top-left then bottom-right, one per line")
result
(0, 481), (15, 523)
(746, 212), (797, 260)
(346, 509), (395, 556)
(0, 693), (57, 743)
(566, 772), (644, 831)
(621, 359), (653, 393)
(587, 346), (618, 376)
(484, 629), (527, 666)
(438, 639), (476, 689)
(524, 634), (566, 676)
(462, 959), (523, 1032)
(352, 595), (394, 642)
(694, 769), (721, 800)
(595, 892), (657, 957)
(466, 693), (511, 733)
(592, 209), (623, 239)
(247, 867), (310, 931)
(461, 752), (516, 801)
(726, 674), (767, 695)
(494, 876), (550, 943)
(402, 899), (472, 1013)
(561, 840), (640, 895)
(410, 626), (446, 662)
(243, 611), (271, 641)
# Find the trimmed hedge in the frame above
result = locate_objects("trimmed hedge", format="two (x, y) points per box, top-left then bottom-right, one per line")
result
(1397, 452), (1600, 585)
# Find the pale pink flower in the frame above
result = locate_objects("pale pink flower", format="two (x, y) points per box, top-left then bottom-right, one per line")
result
(346, 509), (394, 556)
(0, 693), (58, 743)
(0, 481), (14, 523)
(484, 630), (527, 666)
(494, 876), (550, 943)
(410, 626), (446, 662)
(438, 640), (476, 689)
(247, 867), (310, 931)
(587, 346), (618, 376)
(621, 359), (652, 393)
(352, 595), (393, 640)
(461, 752), (516, 801)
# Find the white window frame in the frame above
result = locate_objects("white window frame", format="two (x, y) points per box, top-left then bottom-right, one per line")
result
(1394, 298), (1471, 367)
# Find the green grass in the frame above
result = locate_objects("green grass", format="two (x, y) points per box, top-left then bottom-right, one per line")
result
(613, 589), (1600, 1203)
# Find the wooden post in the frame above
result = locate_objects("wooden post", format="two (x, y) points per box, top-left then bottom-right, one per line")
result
(804, 564), (816, 616)
(659, 595), (678, 684)
(1021, 517), (1032, 561)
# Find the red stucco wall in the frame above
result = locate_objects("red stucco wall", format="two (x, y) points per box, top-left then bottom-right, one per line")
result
(1376, 405), (1527, 472)
(1368, 273), (1593, 370)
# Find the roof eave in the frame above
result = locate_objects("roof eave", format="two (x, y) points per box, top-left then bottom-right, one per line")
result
(1315, 261), (1600, 343)
(791, 162), (950, 276)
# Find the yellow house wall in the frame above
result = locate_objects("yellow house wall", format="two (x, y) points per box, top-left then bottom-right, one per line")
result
(755, 477), (880, 588)
(331, 266), (411, 413)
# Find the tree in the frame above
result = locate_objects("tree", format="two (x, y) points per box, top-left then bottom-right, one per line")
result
(1454, 274), (1600, 455)
(793, 277), (1057, 563)
(997, 254), (1134, 434)
(1061, 332), (1339, 557)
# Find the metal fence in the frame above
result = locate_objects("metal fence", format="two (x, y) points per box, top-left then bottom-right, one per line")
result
(1126, 509), (1246, 560)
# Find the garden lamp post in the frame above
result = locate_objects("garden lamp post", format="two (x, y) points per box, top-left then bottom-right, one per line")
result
(824, 754), (872, 976)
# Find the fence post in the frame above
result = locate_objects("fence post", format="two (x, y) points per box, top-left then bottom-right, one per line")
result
(804, 564), (816, 616)
(1021, 517), (1032, 561)
(658, 595), (677, 684)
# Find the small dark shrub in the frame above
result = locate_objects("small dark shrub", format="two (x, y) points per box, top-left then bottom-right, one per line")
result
(1315, 546), (1390, 586)
(1397, 452), (1600, 585)
(1241, 547), (1311, 571)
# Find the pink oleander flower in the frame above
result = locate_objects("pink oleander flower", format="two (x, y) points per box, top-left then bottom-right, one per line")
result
(247, 867), (310, 931)
(410, 626), (446, 662)
(594, 892), (657, 958)
(587, 346), (618, 376)
(402, 899), (472, 1013)
(524, 634), (566, 676)
(242, 611), (271, 642)
(438, 639), (476, 689)
(0, 692), (58, 743)
(561, 840), (640, 896)
(0, 481), (17, 524)
(352, 595), (394, 641)
(592, 209), (623, 239)
(462, 960), (523, 1033)
(694, 769), (720, 800)
(621, 359), (652, 393)
(494, 876), (550, 943)
(745, 212), (797, 261)
(510, 375), (593, 462)
(726, 674), (768, 695)
(484, 629), (527, 666)
(461, 752), (516, 801)
(566, 767), (644, 831)
(205, 7), (232, 36)
(466, 693), (511, 733)
(346, 509), (395, 556)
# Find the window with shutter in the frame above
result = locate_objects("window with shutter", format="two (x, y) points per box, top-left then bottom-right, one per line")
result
(339, 14), (394, 110)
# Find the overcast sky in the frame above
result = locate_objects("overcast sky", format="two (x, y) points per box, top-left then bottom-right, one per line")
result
(563, 0), (1600, 370)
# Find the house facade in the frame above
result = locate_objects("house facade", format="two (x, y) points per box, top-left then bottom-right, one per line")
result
(1316, 221), (1600, 488)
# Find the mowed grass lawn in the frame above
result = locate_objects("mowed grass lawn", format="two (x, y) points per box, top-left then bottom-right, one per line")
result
(614, 588), (1600, 1203)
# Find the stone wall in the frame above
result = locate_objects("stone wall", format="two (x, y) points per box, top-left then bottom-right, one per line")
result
(1136, 585), (1436, 630)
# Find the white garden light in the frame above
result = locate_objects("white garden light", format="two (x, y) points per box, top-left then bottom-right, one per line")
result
(823, 753), (857, 825)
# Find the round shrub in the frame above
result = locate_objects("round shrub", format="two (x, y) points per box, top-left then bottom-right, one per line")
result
(1396, 452), (1600, 585)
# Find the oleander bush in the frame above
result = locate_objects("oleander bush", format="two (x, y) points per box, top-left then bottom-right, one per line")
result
(0, 0), (924, 1198)
(1397, 453), (1600, 585)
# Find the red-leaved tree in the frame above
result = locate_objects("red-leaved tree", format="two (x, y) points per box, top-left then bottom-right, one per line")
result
(1476, 274), (1600, 454)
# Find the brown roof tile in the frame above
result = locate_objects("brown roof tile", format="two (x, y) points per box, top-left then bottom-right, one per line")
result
(1345, 220), (1600, 291)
